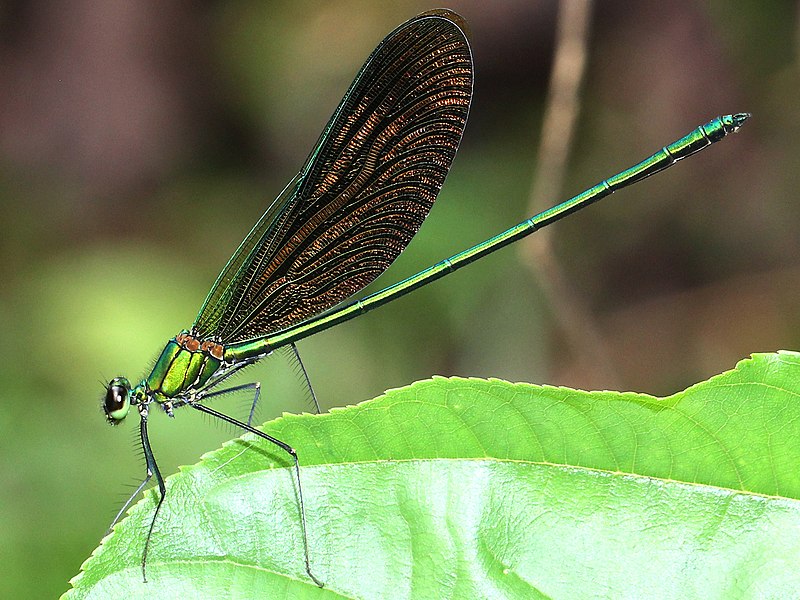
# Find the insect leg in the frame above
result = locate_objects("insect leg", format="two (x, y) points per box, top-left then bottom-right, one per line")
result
(189, 402), (323, 587)
(199, 381), (262, 427)
(202, 357), (259, 392)
(138, 409), (166, 583)
(107, 472), (151, 535)
(289, 342), (321, 414)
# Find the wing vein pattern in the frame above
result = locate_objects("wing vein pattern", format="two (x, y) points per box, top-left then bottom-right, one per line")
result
(193, 12), (473, 344)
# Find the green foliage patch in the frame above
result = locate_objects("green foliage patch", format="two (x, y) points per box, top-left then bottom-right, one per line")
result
(65, 352), (800, 599)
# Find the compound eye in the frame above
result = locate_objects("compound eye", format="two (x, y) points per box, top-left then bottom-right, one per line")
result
(104, 377), (131, 423)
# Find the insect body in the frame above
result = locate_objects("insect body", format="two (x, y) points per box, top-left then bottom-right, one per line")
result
(101, 8), (748, 588)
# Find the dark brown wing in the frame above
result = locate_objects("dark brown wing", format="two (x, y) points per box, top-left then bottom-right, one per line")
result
(193, 10), (472, 344)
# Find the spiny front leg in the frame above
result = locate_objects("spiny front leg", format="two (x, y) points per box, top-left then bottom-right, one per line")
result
(138, 408), (166, 583)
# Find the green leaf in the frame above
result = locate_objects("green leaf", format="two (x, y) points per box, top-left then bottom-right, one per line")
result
(64, 351), (800, 599)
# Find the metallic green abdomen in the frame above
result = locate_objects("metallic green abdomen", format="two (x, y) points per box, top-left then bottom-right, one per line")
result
(146, 331), (223, 399)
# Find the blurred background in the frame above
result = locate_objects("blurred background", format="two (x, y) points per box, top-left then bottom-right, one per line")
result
(0, 0), (797, 596)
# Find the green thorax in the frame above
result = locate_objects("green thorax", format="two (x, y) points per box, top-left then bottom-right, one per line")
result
(145, 331), (224, 400)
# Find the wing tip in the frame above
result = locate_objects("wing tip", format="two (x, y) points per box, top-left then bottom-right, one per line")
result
(417, 8), (472, 42)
